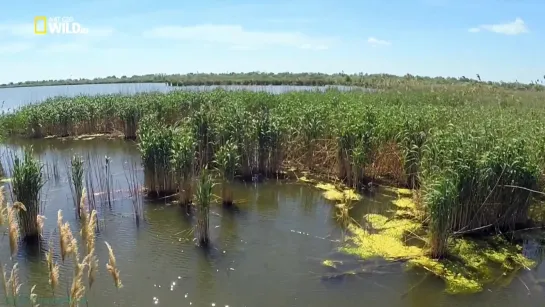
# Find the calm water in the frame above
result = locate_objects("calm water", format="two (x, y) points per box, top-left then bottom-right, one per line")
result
(0, 138), (544, 307)
(0, 83), (366, 112)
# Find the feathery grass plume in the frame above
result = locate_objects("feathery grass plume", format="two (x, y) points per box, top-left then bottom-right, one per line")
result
(0, 186), (5, 226)
(58, 210), (78, 262)
(8, 263), (22, 305)
(69, 259), (86, 307)
(0, 261), (7, 302)
(45, 243), (59, 295)
(104, 241), (122, 289)
(30, 285), (38, 307)
(7, 202), (26, 257)
(79, 189), (89, 248)
(86, 210), (98, 289)
(85, 210), (97, 255)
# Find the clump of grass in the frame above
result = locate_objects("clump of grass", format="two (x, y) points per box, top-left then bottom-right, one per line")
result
(195, 168), (214, 246)
(214, 140), (239, 206)
(11, 148), (44, 240)
(138, 116), (177, 197)
(105, 241), (122, 289)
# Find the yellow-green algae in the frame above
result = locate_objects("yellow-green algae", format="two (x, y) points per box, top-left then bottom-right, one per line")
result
(322, 259), (343, 269)
(383, 186), (413, 197)
(337, 194), (535, 294)
(304, 180), (535, 294)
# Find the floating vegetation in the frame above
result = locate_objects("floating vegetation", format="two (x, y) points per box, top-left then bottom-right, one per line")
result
(339, 193), (536, 294)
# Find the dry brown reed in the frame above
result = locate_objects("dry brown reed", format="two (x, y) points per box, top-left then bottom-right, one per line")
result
(30, 285), (38, 307)
(0, 262), (7, 301)
(57, 210), (78, 262)
(45, 242), (60, 295)
(69, 259), (86, 307)
(85, 210), (98, 289)
(105, 241), (122, 289)
(7, 202), (26, 257)
(7, 263), (22, 305)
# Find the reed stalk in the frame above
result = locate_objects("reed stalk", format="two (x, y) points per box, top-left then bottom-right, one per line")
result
(104, 241), (122, 289)
(69, 155), (84, 219)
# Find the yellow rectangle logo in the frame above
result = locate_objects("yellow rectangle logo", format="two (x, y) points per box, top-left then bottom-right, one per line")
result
(34, 16), (47, 35)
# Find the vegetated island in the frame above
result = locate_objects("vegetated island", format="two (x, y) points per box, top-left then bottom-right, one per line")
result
(1, 77), (545, 295)
(1, 72), (544, 91)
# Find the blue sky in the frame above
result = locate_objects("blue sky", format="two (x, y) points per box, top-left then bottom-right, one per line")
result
(0, 0), (544, 84)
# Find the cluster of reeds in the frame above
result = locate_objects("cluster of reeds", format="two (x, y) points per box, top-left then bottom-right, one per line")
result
(170, 125), (196, 206)
(138, 115), (178, 197)
(214, 141), (239, 206)
(195, 169), (214, 246)
(10, 148), (44, 240)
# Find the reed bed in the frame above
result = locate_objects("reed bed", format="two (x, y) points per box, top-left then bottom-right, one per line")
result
(1, 85), (545, 258)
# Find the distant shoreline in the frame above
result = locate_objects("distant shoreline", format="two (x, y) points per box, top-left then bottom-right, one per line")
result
(1, 73), (543, 91)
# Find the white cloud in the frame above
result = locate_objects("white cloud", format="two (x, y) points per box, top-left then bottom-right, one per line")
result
(469, 18), (528, 35)
(86, 27), (115, 37)
(0, 42), (34, 54)
(367, 37), (391, 47)
(0, 23), (35, 38)
(142, 24), (334, 50)
(41, 43), (89, 53)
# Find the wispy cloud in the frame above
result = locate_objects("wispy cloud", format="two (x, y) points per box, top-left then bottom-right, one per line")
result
(142, 24), (334, 50)
(469, 18), (528, 35)
(367, 37), (391, 47)
(40, 43), (89, 53)
(0, 42), (34, 54)
(0, 23), (35, 38)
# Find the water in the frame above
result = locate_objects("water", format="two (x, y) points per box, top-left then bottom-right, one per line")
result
(0, 137), (544, 307)
(0, 83), (366, 112)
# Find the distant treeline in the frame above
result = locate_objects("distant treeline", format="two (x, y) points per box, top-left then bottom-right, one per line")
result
(1, 72), (544, 91)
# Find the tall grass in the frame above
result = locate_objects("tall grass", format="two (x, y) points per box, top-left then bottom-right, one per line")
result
(195, 168), (214, 246)
(11, 148), (44, 241)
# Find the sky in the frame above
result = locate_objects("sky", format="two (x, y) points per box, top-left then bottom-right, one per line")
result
(0, 0), (544, 84)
